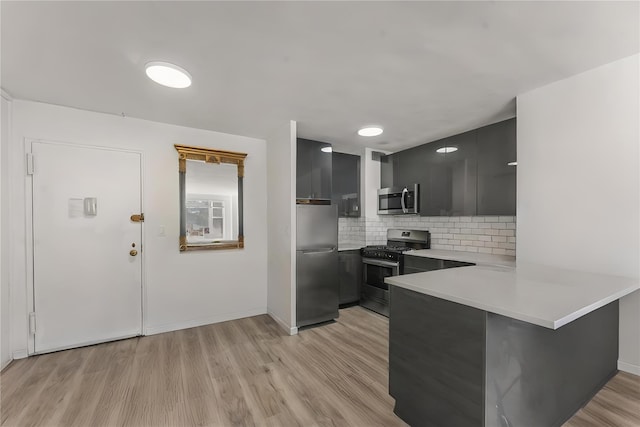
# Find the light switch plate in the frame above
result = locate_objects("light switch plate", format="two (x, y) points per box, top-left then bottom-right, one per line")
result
(83, 197), (98, 216)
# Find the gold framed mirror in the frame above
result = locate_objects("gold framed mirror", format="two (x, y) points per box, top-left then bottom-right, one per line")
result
(175, 144), (247, 251)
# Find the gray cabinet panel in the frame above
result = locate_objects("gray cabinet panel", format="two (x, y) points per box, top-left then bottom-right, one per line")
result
(485, 301), (618, 427)
(389, 287), (619, 427)
(426, 130), (477, 216)
(476, 119), (517, 215)
(332, 152), (361, 217)
(403, 255), (442, 272)
(338, 250), (361, 305)
(296, 138), (332, 200)
(380, 154), (396, 188)
(389, 287), (486, 427)
(403, 255), (474, 274)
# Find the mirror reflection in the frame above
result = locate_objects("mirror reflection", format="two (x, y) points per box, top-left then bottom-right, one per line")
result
(185, 161), (238, 243)
(175, 145), (247, 252)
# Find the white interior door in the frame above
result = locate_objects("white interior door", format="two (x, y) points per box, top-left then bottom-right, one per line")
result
(31, 141), (142, 354)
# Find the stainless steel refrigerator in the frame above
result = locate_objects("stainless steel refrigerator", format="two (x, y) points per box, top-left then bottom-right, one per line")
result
(296, 204), (339, 328)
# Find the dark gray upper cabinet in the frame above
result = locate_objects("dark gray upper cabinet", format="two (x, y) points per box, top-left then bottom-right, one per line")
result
(476, 119), (517, 215)
(379, 118), (516, 216)
(296, 138), (332, 201)
(332, 152), (361, 217)
(425, 130), (477, 216)
(380, 154), (396, 189)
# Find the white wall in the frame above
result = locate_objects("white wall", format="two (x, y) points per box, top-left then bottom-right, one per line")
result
(266, 121), (297, 334)
(1, 93), (12, 369)
(9, 100), (268, 356)
(517, 54), (640, 374)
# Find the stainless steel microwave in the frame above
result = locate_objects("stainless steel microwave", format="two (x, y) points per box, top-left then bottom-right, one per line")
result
(377, 184), (420, 215)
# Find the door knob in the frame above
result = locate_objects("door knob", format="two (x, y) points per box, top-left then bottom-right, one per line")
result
(130, 249), (138, 256)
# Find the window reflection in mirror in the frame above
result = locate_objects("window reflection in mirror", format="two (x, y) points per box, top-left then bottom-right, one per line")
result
(175, 145), (246, 251)
(185, 160), (238, 244)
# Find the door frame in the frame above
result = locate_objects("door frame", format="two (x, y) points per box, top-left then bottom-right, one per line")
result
(24, 138), (146, 355)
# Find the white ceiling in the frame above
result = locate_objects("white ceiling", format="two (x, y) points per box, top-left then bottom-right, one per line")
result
(2, 1), (638, 152)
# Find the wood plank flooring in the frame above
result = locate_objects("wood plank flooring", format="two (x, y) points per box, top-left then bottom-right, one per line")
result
(564, 371), (640, 427)
(1, 306), (638, 427)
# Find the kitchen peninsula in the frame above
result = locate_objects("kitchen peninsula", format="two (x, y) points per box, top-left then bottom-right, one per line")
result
(386, 263), (640, 427)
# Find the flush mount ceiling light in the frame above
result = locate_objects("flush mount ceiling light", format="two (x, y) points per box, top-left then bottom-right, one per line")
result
(436, 146), (458, 154)
(358, 126), (384, 137)
(145, 61), (192, 88)
(321, 146), (333, 153)
(507, 161), (518, 166)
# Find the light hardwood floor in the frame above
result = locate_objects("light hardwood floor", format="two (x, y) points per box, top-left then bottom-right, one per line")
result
(1, 306), (638, 427)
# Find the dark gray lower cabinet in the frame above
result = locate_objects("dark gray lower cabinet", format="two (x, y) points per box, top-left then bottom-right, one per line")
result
(338, 250), (361, 305)
(389, 287), (485, 427)
(389, 286), (619, 427)
(403, 255), (474, 275)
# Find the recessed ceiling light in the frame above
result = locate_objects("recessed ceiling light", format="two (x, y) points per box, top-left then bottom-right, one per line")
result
(358, 126), (384, 137)
(507, 161), (518, 166)
(321, 146), (333, 153)
(145, 61), (192, 88)
(436, 146), (458, 154)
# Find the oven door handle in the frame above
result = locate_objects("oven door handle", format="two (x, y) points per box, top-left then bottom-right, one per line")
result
(401, 187), (408, 213)
(362, 258), (400, 268)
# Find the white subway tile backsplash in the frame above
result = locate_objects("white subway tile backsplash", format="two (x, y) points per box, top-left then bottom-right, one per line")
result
(338, 215), (516, 256)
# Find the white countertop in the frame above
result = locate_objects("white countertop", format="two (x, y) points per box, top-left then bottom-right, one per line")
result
(386, 262), (639, 329)
(405, 249), (516, 268)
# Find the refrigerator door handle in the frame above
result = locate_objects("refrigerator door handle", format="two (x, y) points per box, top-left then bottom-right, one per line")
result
(300, 248), (336, 254)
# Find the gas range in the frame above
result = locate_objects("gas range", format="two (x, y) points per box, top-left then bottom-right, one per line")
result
(360, 245), (415, 262)
(360, 229), (431, 263)
(360, 229), (431, 317)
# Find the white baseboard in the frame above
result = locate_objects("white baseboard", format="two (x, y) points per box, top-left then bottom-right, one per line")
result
(267, 310), (298, 335)
(618, 360), (640, 376)
(1, 358), (13, 371)
(145, 307), (267, 336)
(12, 349), (27, 360)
